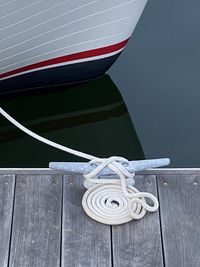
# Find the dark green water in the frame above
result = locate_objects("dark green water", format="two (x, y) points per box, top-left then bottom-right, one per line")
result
(0, 69), (199, 168)
(0, 75), (144, 167)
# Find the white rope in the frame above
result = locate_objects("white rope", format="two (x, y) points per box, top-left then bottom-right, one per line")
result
(0, 107), (159, 225)
(0, 107), (95, 161)
(83, 157), (158, 224)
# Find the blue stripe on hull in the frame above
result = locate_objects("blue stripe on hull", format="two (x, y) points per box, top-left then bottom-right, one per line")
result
(0, 53), (120, 93)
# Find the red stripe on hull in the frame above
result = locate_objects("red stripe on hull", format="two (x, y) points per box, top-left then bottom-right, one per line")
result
(0, 39), (129, 79)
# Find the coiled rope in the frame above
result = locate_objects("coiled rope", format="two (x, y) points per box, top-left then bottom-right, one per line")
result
(83, 157), (158, 224)
(0, 107), (159, 225)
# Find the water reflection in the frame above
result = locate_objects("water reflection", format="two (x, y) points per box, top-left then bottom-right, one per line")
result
(0, 75), (144, 167)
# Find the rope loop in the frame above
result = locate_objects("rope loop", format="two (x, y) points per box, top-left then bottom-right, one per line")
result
(84, 156), (135, 179)
(82, 156), (159, 225)
(0, 107), (163, 225)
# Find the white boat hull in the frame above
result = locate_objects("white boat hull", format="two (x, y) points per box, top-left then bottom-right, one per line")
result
(0, 0), (147, 91)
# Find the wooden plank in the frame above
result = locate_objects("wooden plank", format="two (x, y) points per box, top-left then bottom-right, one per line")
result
(112, 175), (164, 267)
(0, 175), (15, 267)
(139, 169), (200, 175)
(62, 175), (112, 267)
(158, 174), (200, 267)
(9, 174), (62, 267)
(0, 168), (200, 176)
(0, 169), (61, 175)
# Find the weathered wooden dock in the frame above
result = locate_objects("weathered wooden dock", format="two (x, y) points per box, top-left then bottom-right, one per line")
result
(0, 169), (199, 267)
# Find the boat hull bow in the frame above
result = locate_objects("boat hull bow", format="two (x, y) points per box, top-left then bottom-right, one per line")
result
(0, 0), (148, 92)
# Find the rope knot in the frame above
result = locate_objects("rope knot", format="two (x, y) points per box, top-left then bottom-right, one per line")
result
(0, 106), (169, 225)
(82, 156), (159, 224)
(84, 156), (135, 181)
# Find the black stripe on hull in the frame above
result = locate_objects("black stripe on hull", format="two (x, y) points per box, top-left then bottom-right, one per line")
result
(0, 53), (121, 93)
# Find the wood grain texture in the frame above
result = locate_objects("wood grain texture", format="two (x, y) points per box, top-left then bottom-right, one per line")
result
(9, 175), (62, 267)
(0, 168), (200, 175)
(0, 170), (199, 267)
(0, 175), (15, 267)
(62, 175), (112, 267)
(112, 175), (164, 267)
(158, 175), (200, 267)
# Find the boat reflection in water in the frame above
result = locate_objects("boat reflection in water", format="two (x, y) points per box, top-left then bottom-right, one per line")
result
(0, 75), (144, 167)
